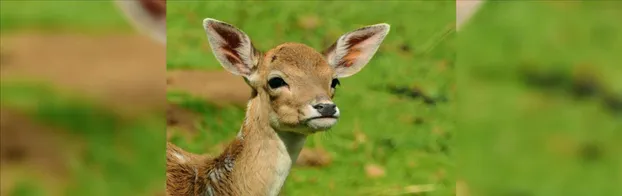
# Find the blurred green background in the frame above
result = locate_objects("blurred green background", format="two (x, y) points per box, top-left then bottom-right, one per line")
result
(167, 1), (455, 196)
(0, 1), (131, 34)
(1, 1), (165, 196)
(457, 1), (622, 196)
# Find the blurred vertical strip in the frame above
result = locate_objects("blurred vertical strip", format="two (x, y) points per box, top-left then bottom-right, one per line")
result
(455, 2), (482, 195)
(1, 0), (167, 195)
(457, 1), (622, 196)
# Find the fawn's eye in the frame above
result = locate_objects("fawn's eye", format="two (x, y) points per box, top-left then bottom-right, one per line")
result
(268, 77), (287, 89)
(331, 78), (340, 88)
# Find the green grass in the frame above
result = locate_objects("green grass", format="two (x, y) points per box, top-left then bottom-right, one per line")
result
(167, 1), (455, 195)
(457, 1), (622, 196)
(1, 82), (166, 196)
(0, 1), (132, 33)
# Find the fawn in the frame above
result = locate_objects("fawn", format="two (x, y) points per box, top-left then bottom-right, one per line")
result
(166, 18), (390, 196)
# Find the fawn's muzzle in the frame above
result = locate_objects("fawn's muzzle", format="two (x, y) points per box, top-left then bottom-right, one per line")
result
(313, 103), (337, 117)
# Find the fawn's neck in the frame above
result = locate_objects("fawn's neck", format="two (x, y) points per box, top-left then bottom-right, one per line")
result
(224, 95), (306, 195)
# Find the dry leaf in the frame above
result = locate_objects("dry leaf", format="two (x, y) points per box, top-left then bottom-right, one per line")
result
(360, 184), (436, 195)
(437, 60), (448, 72)
(297, 14), (321, 30)
(432, 126), (445, 136)
(296, 148), (332, 167)
(365, 164), (386, 179)
(456, 180), (470, 196)
(433, 169), (446, 182)
(290, 173), (303, 183)
(407, 160), (418, 168)
(166, 103), (200, 133)
(546, 134), (578, 157)
(404, 184), (436, 193)
(354, 131), (367, 144)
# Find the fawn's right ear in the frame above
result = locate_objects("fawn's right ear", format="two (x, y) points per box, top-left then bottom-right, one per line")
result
(203, 18), (260, 77)
(323, 23), (390, 78)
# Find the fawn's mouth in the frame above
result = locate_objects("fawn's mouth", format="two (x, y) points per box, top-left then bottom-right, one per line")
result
(304, 116), (339, 130)
(307, 116), (339, 120)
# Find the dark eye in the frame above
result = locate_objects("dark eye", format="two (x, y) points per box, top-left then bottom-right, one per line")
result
(331, 78), (340, 88)
(268, 77), (287, 89)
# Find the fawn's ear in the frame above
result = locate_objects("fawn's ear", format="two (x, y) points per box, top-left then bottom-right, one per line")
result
(203, 18), (260, 77)
(114, 0), (166, 44)
(323, 23), (390, 78)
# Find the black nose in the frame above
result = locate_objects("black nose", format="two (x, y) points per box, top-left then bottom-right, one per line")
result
(313, 103), (337, 116)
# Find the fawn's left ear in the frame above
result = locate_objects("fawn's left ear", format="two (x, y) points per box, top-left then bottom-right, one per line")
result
(203, 18), (260, 77)
(114, 0), (166, 44)
(323, 23), (390, 78)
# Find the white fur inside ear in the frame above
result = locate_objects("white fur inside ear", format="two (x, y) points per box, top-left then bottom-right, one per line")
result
(203, 18), (256, 76)
(327, 23), (390, 78)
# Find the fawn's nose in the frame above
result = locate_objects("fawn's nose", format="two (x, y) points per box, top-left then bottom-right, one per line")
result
(313, 103), (337, 116)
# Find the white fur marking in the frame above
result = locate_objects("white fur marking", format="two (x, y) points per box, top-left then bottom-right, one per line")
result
(224, 154), (234, 172)
(334, 107), (341, 117)
(193, 167), (199, 183)
(173, 152), (187, 163)
(265, 139), (292, 196)
(208, 170), (218, 183)
(206, 186), (215, 196)
(248, 73), (259, 84)
(236, 128), (245, 139)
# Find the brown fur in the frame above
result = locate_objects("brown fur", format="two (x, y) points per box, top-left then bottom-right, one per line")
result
(112, 6), (345, 196)
(167, 138), (247, 195)
(166, 43), (334, 196)
(259, 43), (335, 130)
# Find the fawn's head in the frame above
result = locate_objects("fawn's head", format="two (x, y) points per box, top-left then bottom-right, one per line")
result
(203, 18), (389, 134)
